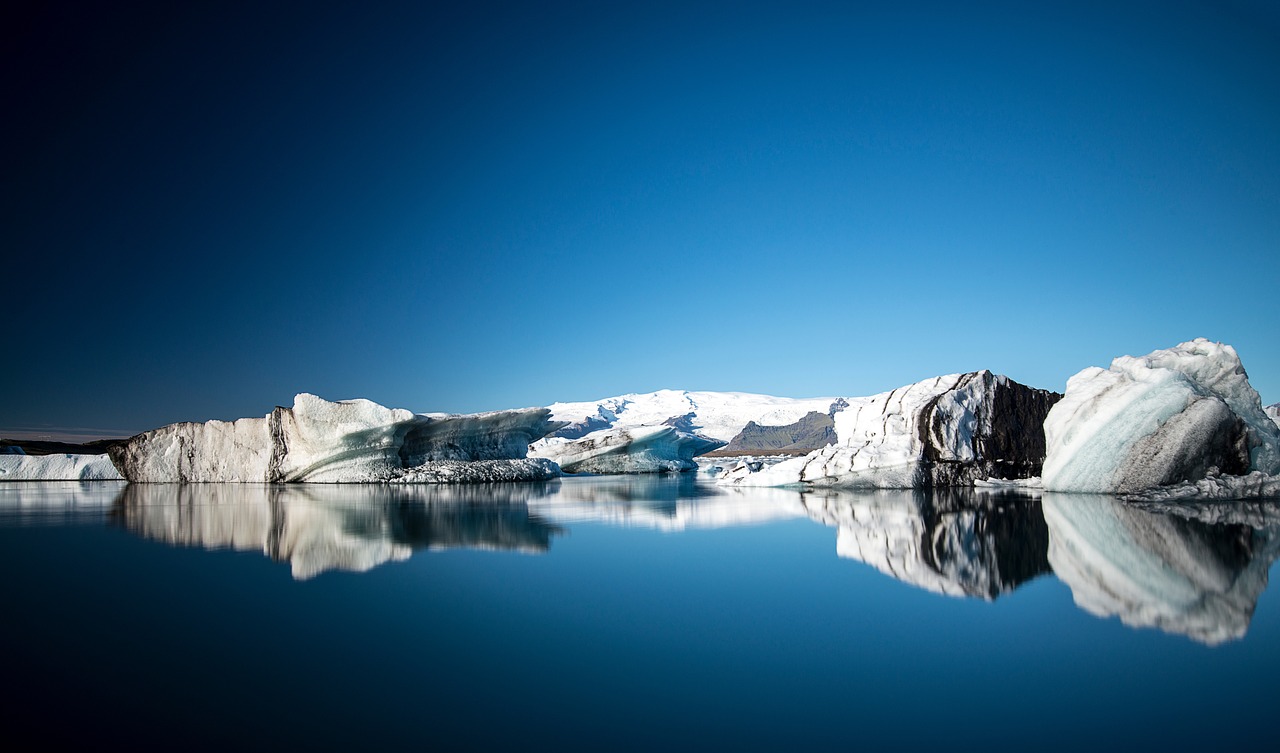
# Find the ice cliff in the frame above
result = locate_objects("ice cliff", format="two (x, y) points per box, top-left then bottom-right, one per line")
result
(719, 371), (1060, 488)
(530, 425), (724, 473)
(1041, 339), (1280, 494)
(108, 393), (563, 483)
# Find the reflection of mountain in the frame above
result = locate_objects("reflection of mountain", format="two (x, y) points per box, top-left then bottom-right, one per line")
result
(529, 475), (808, 530)
(113, 483), (563, 579)
(1042, 493), (1280, 645)
(801, 488), (1051, 599)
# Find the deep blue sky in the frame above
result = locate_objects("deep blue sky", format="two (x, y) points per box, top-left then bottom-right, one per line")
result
(4, 0), (1279, 439)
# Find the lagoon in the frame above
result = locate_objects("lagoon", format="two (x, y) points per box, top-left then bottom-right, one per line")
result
(2, 477), (1278, 751)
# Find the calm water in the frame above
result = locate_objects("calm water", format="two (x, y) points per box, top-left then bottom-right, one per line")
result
(3, 476), (1279, 751)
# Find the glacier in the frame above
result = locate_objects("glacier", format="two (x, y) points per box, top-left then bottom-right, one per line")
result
(719, 371), (1060, 489)
(1041, 339), (1280, 494)
(541, 389), (843, 445)
(108, 393), (564, 483)
(1042, 492), (1280, 645)
(530, 425), (724, 473)
(0, 453), (123, 481)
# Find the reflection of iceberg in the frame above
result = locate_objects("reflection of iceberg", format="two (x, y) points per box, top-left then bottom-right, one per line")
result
(0, 480), (126, 524)
(801, 489), (1051, 599)
(1042, 493), (1280, 645)
(527, 475), (808, 530)
(114, 482), (563, 579)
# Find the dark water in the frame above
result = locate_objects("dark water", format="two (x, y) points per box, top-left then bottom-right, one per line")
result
(3, 477), (1279, 751)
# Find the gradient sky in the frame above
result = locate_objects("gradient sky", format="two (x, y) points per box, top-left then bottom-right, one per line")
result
(4, 0), (1279, 439)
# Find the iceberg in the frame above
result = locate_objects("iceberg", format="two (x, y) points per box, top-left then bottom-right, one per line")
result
(1041, 339), (1280, 494)
(1042, 492), (1280, 645)
(530, 425), (724, 474)
(108, 393), (564, 483)
(719, 371), (1060, 488)
(0, 453), (123, 480)
(1267, 402), (1280, 429)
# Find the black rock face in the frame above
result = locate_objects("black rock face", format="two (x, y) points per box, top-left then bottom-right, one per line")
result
(918, 372), (1062, 486)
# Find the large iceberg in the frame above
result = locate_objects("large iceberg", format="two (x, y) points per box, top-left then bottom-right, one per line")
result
(720, 371), (1060, 488)
(1041, 339), (1280, 494)
(109, 393), (564, 483)
(530, 425), (724, 473)
(0, 453), (123, 480)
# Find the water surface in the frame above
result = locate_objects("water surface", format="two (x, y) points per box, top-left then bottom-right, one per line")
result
(3, 477), (1278, 751)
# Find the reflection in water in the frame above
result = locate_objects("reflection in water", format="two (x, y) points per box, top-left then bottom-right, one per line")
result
(113, 483), (563, 579)
(531, 476), (808, 530)
(801, 488), (1051, 600)
(8, 478), (1280, 643)
(1042, 493), (1280, 645)
(0, 481), (127, 525)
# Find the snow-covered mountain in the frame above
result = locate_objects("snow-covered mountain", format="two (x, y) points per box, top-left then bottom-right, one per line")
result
(531, 389), (847, 474)
(541, 389), (844, 445)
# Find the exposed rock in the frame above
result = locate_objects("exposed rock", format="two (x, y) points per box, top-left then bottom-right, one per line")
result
(723, 411), (837, 452)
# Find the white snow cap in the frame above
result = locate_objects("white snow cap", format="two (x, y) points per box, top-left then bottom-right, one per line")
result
(1042, 339), (1280, 494)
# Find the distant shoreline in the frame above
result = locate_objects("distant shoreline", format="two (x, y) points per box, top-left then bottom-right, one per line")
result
(1, 438), (123, 456)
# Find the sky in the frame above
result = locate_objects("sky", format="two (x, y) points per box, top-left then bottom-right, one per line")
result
(4, 0), (1279, 440)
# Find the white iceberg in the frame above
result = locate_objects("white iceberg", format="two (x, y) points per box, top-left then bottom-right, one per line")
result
(109, 393), (564, 483)
(0, 453), (123, 480)
(530, 425), (724, 474)
(1041, 339), (1280, 494)
(719, 371), (1060, 488)
(1267, 402), (1280, 429)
